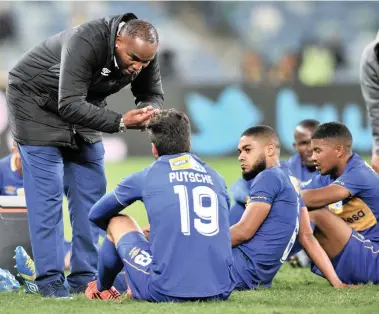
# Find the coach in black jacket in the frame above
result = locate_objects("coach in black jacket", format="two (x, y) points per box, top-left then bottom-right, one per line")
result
(6, 13), (163, 298)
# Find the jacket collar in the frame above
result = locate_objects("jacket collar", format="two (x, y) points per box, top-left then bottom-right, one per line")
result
(107, 13), (138, 70)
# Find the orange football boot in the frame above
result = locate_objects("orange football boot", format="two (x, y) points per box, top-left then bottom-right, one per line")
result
(85, 280), (121, 300)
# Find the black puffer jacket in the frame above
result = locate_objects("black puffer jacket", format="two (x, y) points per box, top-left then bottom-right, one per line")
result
(6, 13), (164, 147)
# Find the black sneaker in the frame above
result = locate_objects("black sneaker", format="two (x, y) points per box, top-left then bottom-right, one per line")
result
(39, 280), (72, 298)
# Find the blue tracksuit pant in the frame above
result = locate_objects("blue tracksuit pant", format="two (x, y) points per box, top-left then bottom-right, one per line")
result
(18, 140), (106, 290)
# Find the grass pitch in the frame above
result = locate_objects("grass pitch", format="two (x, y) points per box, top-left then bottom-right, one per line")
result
(1, 157), (377, 313)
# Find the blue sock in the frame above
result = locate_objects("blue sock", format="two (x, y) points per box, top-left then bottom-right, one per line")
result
(97, 237), (123, 291)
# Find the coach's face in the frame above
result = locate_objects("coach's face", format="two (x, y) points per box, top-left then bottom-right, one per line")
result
(238, 136), (266, 180)
(115, 35), (157, 76)
(311, 139), (339, 175)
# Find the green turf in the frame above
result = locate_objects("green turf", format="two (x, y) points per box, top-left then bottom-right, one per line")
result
(2, 156), (377, 313)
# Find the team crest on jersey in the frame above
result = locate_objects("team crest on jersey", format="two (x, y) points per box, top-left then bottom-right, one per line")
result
(328, 201), (343, 214)
(169, 155), (206, 173)
(4, 185), (16, 195)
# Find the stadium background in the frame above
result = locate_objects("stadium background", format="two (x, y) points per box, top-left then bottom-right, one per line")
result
(1, 2), (379, 312)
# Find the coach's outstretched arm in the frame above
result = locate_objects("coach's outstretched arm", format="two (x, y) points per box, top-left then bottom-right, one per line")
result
(297, 207), (346, 288)
(89, 171), (145, 230)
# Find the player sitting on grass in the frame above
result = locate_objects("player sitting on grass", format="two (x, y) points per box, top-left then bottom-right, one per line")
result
(301, 122), (379, 244)
(286, 119), (320, 183)
(229, 126), (349, 290)
(0, 141), (24, 196)
(305, 205), (379, 285)
(85, 109), (235, 302)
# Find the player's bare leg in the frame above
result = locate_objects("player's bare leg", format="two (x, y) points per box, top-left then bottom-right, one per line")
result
(309, 208), (352, 258)
(107, 215), (144, 246)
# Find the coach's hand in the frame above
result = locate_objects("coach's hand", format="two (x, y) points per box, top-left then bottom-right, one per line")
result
(122, 106), (158, 130)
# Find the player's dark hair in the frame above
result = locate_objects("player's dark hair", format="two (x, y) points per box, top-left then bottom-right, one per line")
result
(242, 125), (280, 148)
(120, 19), (159, 44)
(312, 122), (353, 145)
(297, 119), (320, 130)
(147, 109), (190, 156)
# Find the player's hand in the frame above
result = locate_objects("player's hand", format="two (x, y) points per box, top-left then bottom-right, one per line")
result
(333, 282), (360, 289)
(122, 106), (158, 130)
(142, 225), (150, 240)
(371, 151), (379, 174)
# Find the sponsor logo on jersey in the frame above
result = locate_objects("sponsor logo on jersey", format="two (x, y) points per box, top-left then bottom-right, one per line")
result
(169, 155), (206, 173)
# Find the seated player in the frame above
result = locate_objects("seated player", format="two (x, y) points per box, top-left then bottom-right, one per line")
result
(287, 119), (320, 183)
(307, 207), (379, 285)
(285, 119), (320, 267)
(230, 126), (348, 290)
(229, 120), (321, 267)
(86, 109), (235, 302)
(301, 122), (379, 244)
(0, 141), (24, 196)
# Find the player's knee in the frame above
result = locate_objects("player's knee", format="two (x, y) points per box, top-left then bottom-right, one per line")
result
(107, 215), (140, 242)
(309, 208), (330, 225)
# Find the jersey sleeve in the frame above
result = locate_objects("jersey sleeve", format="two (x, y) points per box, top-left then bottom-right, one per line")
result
(113, 170), (146, 206)
(332, 168), (368, 196)
(89, 168), (147, 230)
(248, 170), (281, 205)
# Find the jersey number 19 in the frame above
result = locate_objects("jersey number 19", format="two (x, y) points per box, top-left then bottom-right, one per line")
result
(174, 185), (219, 237)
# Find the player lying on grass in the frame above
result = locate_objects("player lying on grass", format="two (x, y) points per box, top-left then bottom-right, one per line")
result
(85, 109), (235, 301)
(229, 126), (349, 289)
(301, 122), (379, 245)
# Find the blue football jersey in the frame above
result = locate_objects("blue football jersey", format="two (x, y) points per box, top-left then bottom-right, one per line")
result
(113, 153), (234, 297)
(0, 154), (24, 196)
(232, 167), (300, 287)
(301, 153), (379, 243)
(286, 153), (318, 184)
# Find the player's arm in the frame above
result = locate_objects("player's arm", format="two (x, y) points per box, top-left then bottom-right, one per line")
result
(89, 170), (145, 231)
(231, 202), (270, 247)
(300, 184), (350, 209)
(142, 225), (150, 240)
(131, 55), (164, 110)
(58, 34), (122, 133)
(231, 171), (279, 247)
(297, 206), (346, 288)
